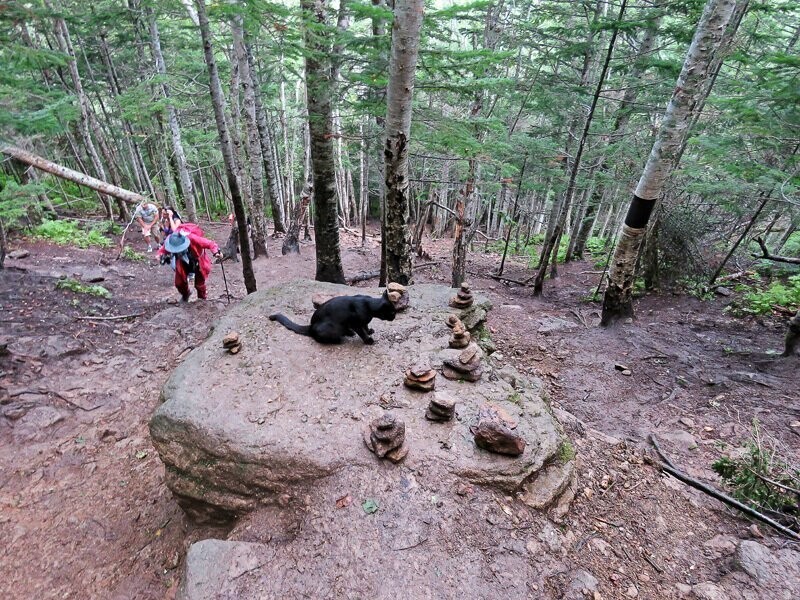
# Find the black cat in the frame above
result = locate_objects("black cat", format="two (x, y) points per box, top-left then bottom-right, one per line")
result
(269, 293), (396, 344)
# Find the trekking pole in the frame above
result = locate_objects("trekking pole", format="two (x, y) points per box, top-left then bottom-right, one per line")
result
(218, 256), (231, 305)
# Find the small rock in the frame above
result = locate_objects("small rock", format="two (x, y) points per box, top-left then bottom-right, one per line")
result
(8, 249), (30, 259)
(679, 417), (695, 428)
(404, 362), (436, 392)
(614, 363), (630, 372)
(449, 282), (474, 309)
(703, 534), (737, 557)
(470, 403), (525, 456)
(691, 582), (728, 600)
(621, 369), (632, 376)
(425, 392), (455, 422)
(363, 412), (408, 463)
(625, 585), (638, 597)
(715, 286), (732, 297)
(674, 583), (692, 597)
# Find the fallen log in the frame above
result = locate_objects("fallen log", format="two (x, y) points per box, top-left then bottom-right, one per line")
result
(753, 237), (800, 265)
(648, 434), (800, 541)
(0, 143), (147, 206)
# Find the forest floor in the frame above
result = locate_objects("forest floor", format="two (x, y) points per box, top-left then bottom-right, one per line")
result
(0, 221), (798, 599)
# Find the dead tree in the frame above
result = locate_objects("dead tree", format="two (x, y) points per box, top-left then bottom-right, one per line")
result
(282, 182), (312, 255)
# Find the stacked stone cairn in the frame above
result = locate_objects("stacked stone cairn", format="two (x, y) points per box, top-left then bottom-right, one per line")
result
(404, 362), (436, 392)
(363, 413), (408, 463)
(386, 282), (410, 311)
(222, 332), (242, 354)
(425, 392), (456, 422)
(470, 403), (526, 456)
(449, 282), (474, 309)
(442, 343), (483, 382)
(448, 317), (471, 349)
(445, 314), (461, 329)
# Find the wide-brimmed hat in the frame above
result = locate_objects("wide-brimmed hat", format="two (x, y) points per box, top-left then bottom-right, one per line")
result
(164, 232), (191, 253)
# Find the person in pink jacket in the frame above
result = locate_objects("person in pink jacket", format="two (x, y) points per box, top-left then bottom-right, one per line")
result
(158, 230), (221, 301)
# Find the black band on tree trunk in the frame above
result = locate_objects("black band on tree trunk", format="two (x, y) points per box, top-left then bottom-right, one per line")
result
(625, 195), (656, 229)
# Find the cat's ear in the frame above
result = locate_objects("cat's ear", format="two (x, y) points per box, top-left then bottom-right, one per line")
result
(382, 289), (389, 300)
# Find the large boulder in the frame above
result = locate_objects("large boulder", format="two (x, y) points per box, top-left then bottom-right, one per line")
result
(150, 280), (564, 523)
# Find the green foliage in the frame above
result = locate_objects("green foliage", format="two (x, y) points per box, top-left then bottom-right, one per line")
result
(121, 246), (147, 262)
(740, 275), (800, 315)
(558, 440), (576, 463)
(92, 220), (124, 236)
(712, 421), (799, 515)
(56, 278), (111, 298)
(34, 220), (113, 249)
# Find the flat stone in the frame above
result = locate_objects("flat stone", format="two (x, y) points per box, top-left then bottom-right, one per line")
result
(8, 335), (86, 359)
(79, 268), (106, 283)
(537, 316), (577, 335)
(150, 280), (560, 522)
(520, 459), (576, 509)
(735, 540), (800, 593)
(8, 249), (30, 259)
(471, 405), (526, 456)
(691, 582), (728, 600)
(565, 569), (598, 599)
(178, 539), (268, 600)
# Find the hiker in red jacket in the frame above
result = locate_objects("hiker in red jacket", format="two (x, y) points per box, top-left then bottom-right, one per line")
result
(158, 230), (221, 301)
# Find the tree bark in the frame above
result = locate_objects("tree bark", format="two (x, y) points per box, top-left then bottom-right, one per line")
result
(195, 0), (256, 294)
(52, 15), (114, 219)
(533, 0), (628, 296)
(246, 39), (286, 233)
(147, 8), (198, 222)
(383, 0), (424, 285)
(602, 0), (737, 325)
(1, 144), (148, 205)
(232, 10), (269, 258)
(302, 0), (345, 283)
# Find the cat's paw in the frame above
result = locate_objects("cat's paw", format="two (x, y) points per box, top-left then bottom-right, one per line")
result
(367, 328), (374, 334)
(364, 337), (375, 345)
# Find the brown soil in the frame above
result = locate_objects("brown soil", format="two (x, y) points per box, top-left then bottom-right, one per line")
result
(1, 222), (797, 599)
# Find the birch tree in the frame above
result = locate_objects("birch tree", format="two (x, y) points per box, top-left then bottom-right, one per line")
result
(601, 0), (737, 325)
(147, 7), (197, 222)
(383, 0), (424, 285)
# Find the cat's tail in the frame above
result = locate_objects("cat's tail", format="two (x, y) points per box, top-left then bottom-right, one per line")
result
(269, 313), (311, 336)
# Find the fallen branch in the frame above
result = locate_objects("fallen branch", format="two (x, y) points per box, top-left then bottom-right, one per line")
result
(75, 313), (144, 321)
(413, 261), (440, 270)
(753, 237), (800, 265)
(347, 270), (380, 285)
(488, 273), (528, 285)
(648, 434), (800, 541)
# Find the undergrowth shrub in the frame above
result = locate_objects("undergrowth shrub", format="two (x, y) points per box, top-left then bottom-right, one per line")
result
(34, 219), (113, 248)
(738, 275), (800, 315)
(56, 277), (111, 298)
(712, 420), (799, 519)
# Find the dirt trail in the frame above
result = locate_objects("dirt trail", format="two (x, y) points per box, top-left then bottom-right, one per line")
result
(1, 223), (797, 599)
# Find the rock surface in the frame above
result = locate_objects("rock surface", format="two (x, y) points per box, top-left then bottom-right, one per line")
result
(151, 281), (563, 522)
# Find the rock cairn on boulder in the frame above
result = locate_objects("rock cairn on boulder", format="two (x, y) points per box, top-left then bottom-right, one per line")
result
(404, 362), (436, 392)
(362, 413), (409, 463)
(470, 403), (526, 456)
(445, 314), (461, 329)
(426, 392), (456, 422)
(448, 318), (471, 349)
(222, 332), (242, 355)
(442, 343), (483, 382)
(449, 283), (474, 309)
(386, 282), (410, 311)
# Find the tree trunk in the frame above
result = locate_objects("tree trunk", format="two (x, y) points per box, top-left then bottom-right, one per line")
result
(195, 0), (256, 294)
(533, 0), (628, 296)
(232, 10), (269, 258)
(246, 39), (286, 233)
(1, 144), (148, 205)
(302, 0), (345, 284)
(383, 0), (424, 285)
(52, 15), (113, 219)
(602, 0), (736, 325)
(147, 8), (198, 222)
